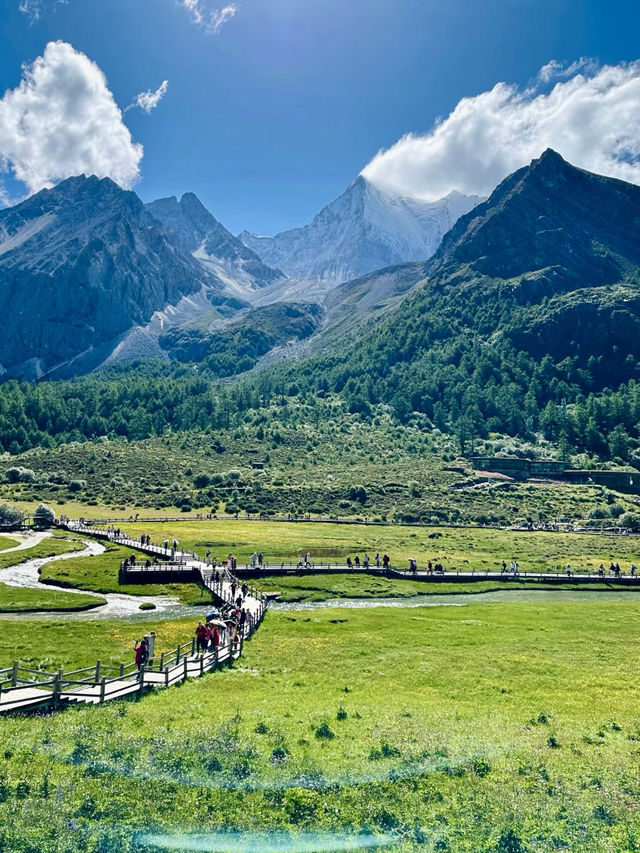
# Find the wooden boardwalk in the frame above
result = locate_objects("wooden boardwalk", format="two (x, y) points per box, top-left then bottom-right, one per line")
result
(0, 525), (267, 715)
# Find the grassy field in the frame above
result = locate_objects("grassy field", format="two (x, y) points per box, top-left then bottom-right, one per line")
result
(0, 582), (105, 612)
(0, 535), (20, 550)
(38, 540), (210, 605)
(0, 535), (85, 570)
(2, 602), (640, 850)
(118, 519), (640, 574)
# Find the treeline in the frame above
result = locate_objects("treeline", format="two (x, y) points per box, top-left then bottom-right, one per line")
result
(0, 367), (280, 453)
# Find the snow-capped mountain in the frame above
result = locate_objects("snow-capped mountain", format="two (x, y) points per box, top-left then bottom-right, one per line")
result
(147, 193), (285, 298)
(239, 175), (483, 284)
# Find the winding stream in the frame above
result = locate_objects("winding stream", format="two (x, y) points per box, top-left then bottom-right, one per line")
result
(0, 533), (192, 621)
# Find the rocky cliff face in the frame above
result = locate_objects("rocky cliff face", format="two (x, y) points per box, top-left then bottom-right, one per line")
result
(240, 176), (482, 284)
(0, 175), (222, 379)
(147, 193), (285, 294)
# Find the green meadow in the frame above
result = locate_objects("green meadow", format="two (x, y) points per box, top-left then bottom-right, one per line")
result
(2, 603), (640, 851)
(121, 519), (640, 574)
(3, 520), (640, 849)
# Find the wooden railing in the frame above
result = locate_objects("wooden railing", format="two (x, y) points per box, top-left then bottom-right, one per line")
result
(0, 594), (267, 713)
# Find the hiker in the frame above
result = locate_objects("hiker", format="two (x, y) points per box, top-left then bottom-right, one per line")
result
(231, 580), (237, 599)
(206, 549), (211, 565)
(195, 621), (208, 654)
(363, 553), (370, 568)
(354, 555), (360, 568)
(258, 552), (263, 566)
(632, 564), (638, 576)
(236, 594), (243, 609)
(145, 559), (151, 569)
(140, 534), (145, 545)
(251, 552), (258, 567)
(375, 553), (380, 567)
(501, 560), (507, 574)
(134, 639), (148, 671)
(164, 539), (169, 552)
(427, 561), (433, 574)
(598, 564), (605, 577)
(346, 556), (353, 569)
(382, 554), (390, 568)
(210, 625), (220, 649)
(409, 558), (417, 574)
(239, 609), (247, 632)
(241, 582), (248, 597)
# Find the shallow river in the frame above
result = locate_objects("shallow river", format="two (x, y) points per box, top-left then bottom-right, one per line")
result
(0, 533), (190, 622)
(270, 588), (640, 611)
(4, 533), (640, 623)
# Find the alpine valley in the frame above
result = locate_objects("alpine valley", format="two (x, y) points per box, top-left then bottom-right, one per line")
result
(2, 150), (640, 472)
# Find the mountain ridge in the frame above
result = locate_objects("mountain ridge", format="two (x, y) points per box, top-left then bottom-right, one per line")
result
(240, 175), (482, 283)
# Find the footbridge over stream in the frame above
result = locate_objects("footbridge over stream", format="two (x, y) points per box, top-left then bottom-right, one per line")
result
(0, 523), (268, 715)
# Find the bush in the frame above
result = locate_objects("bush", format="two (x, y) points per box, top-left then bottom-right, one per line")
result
(620, 512), (640, 529)
(193, 474), (210, 488)
(68, 480), (85, 493)
(180, 504), (192, 513)
(33, 504), (55, 528)
(314, 722), (335, 739)
(0, 503), (23, 527)
(6, 466), (34, 483)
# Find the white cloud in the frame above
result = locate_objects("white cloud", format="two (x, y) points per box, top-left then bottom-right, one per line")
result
(362, 60), (640, 202)
(182, 0), (237, 34)
(18, 0), (65, 22)
(128, 79), (169, 114)
(0, 41), (143, 194)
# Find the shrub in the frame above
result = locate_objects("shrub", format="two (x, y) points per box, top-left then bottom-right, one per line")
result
(68, 480), (85, 493)
(33, 504), (55, 528)
(620, 512), (640, 529)
(0, 503), (23, 527)
(315, 722), (335, 739)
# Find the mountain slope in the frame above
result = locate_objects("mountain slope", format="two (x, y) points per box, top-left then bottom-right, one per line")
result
(147, 193), (285, 296)
(0, 176), (224, 379)
(240, 176), (481, 283)
(273, 150), (640, 435)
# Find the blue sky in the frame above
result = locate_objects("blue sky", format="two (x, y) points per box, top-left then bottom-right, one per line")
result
(1, 0), (640, 234)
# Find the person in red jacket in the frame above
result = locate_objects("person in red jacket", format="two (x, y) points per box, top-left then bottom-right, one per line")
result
(195, 620), (208, 654)
(134, 639), (148, 670)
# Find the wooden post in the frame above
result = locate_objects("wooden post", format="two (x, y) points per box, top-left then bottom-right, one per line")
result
(164, 666), (169, 687)
(52, 669), (62, 708)
(95, 660), (101, 683)
(183, 657), (188, 681)
(138, 667), (145, 697)
(99, 677), (106, 704)
(176, 645), (181, 664)
(160, 652), (165, 669)
(120, 663), (124, 677)
(191, 637), (196, 656)
(200, 655), (204, 675)
(11, 661), (18, 687)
